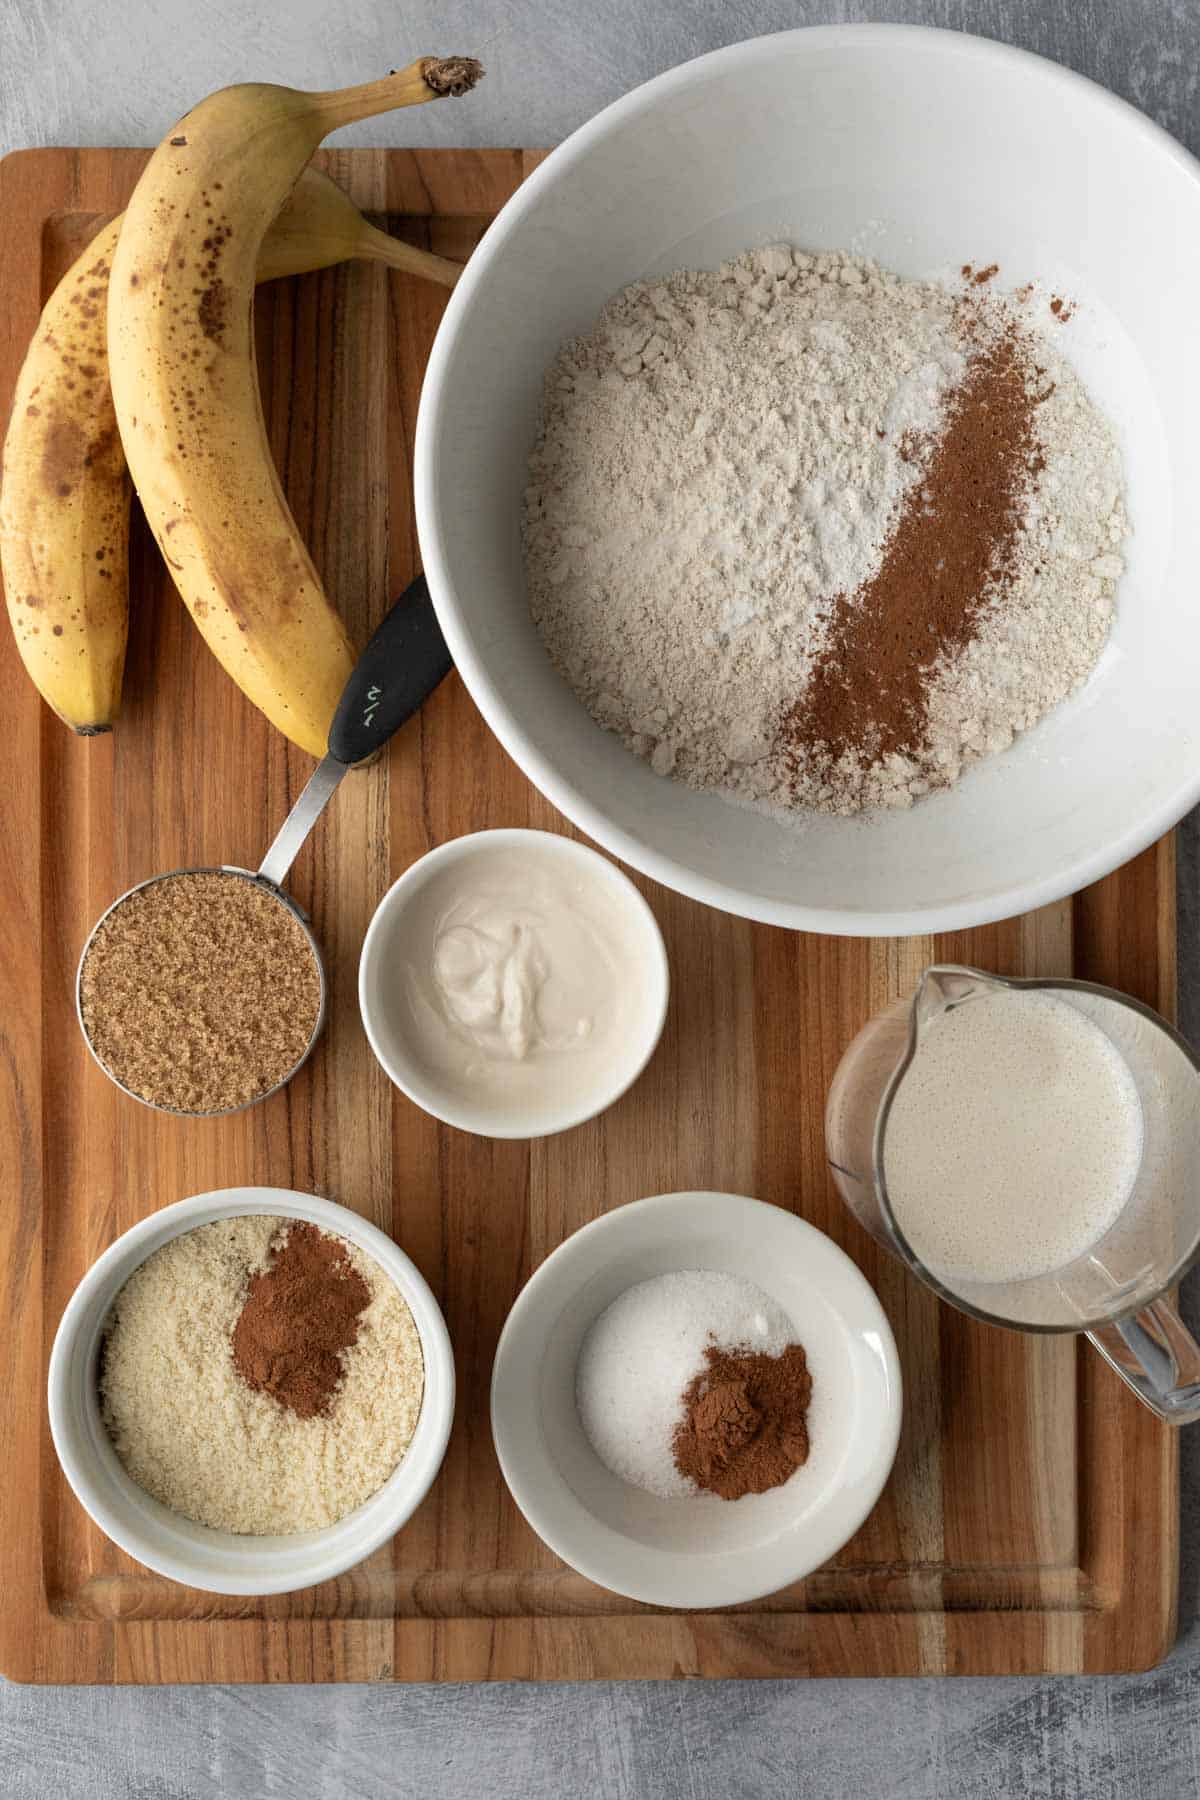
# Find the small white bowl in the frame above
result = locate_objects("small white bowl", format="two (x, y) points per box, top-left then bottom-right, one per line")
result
(491, 1191), (902, 1609)
(358, 829), (669, 1138)
(47, 1187), (454, 1596)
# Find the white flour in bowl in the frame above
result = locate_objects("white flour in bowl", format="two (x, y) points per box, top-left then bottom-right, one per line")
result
(523, 246), (1126, 815)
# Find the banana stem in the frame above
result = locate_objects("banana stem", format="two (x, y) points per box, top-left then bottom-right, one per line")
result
(313, 56), (484, 130)
(357, 223), (461, 287)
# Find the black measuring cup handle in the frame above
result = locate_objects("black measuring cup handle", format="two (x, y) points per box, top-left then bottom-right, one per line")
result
(327, 572), (453, 766)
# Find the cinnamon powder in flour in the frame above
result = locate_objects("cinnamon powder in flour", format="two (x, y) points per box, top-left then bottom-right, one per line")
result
(525, 246), (1126, 817)
(783, 326), (1046, 777)
(231, 1221), (370, 1418)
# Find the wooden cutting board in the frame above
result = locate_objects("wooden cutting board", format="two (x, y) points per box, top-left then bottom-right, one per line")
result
(0, 146), (1178, 1683)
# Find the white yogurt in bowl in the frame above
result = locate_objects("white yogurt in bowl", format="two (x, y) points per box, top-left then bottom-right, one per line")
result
(359, 830), (669, 1137)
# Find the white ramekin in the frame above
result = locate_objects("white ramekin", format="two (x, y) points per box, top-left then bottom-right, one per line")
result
(492, 1191), (902, 1609)
(47, 1187), (454, 1596)
(358, 829), (669, 1138)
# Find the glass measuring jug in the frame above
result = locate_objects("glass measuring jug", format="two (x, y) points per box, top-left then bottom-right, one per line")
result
(826, 965), (1200, 1423)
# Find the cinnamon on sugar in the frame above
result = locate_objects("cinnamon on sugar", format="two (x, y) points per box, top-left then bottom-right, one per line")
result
(673, 1340), (813, 1500)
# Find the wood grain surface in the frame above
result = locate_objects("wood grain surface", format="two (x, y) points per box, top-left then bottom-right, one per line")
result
(0, 146), (1178, 1685)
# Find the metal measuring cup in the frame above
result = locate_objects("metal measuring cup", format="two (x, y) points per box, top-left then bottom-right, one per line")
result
(76, 575), (452, 1116)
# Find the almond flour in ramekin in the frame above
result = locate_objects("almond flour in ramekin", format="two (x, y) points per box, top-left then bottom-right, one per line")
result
(99, 1215), (424, 1534)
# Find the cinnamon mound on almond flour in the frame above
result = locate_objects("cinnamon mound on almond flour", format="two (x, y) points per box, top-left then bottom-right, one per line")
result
(100, 1216), (424, 1535)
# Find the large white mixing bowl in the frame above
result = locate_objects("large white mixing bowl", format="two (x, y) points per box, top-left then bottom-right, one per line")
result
(416, 25), (1200, 935)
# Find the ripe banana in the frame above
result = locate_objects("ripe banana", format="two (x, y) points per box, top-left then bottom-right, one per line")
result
(1, 164), (462, 734)
(107, 58), (482, 757)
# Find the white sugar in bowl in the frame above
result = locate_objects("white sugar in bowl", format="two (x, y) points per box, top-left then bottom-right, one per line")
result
(491, 1191), (902, 1608)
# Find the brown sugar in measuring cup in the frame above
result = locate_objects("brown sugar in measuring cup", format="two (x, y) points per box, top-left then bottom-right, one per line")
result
(75, 576), (451, 1116)
(78, 868), (326, 1114)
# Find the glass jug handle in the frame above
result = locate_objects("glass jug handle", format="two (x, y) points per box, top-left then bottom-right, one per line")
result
(1088, 1296), (1200, 1424)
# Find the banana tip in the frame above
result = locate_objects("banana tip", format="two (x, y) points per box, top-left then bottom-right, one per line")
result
(420, 55), (484, 97)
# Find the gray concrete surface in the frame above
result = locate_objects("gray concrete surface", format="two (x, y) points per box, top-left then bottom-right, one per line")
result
(4, 0), (1200, 1794)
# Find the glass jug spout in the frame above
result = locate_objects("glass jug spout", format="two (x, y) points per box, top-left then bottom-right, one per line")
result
(910, 964), (1010, 1042)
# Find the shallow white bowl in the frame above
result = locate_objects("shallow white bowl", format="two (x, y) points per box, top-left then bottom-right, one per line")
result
(417, 25), (1200, 935)
(491, 1192), (901, 1608)
(47, 1188), (454, 1596)
(358, 829), (669, 1137)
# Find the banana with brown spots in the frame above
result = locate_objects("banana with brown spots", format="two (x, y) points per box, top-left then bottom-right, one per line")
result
(106, 58), (481, 756)
(1, 163), (463, 733)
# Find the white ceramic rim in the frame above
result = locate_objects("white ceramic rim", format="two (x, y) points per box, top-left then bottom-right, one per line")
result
(357, 828), (669, 1138)
(490, 1192), (903, 1608)
(47, 1187), (455, 1596)
(415, 23), (1200, 937)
